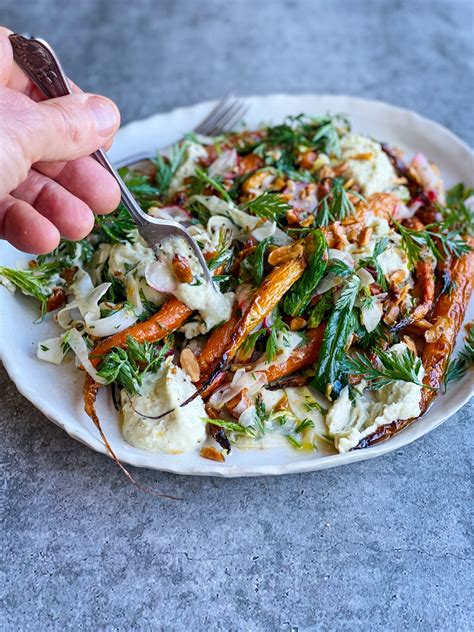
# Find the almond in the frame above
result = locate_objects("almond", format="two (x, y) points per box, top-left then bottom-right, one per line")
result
(200, 446), (225, 462)
(180, 348), (201, 382)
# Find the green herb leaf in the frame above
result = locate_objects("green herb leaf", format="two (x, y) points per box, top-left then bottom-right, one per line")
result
(315, 178), (363, 226)
(94, 206), (136, 243)
(312, 274), (361, 398)
(95, 336), (170, 394)
(190, 167), (232, 202)
(284, 230), (327, 316)
(0, 262), (65, 318)
(201, 417), (253, 435)
(308, 293), (333, 328)
(152, 142), (187, 198)
(239, 237), (273, 287)
(443, 358), (468, 390)
(241, 192), (291, 223)
(344, 347), (428, 390)
(265, 312), (290, 362)
(358, 236), (389, 290)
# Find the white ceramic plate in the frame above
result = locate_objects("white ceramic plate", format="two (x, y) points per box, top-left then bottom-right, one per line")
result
(1, 94), (473, 476)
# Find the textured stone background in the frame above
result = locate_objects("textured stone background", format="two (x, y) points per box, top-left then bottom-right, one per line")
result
(1, 1), (473, 630)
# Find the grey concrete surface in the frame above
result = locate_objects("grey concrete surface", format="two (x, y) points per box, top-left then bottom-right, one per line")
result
(1, 1), (473, 630)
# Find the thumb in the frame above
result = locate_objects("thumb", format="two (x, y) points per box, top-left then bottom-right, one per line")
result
(29, 93), (120, 163)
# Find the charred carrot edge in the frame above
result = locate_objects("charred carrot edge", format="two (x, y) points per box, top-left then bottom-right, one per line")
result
(355, 241), (474, 449)
(89, 297), (193, 368)
(390, 259), (435, 333)
(195, 257), (307, 397)
(223, 258), (307, 365)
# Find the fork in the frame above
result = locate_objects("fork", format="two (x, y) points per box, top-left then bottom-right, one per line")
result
(113, 96), (248, 170)
(9, 33), (225, 288)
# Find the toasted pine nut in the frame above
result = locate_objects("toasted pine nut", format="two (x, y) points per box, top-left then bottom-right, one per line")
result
(180, 348), (201, 382)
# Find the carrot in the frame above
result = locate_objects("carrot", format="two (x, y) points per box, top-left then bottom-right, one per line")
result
(222, 257), (306, 366)
(263, 325), (325, 383)
(89, 297), (193, 367)
(197, 311), (241, 375)
(355, 241), (474, 449)
(390, 258), (435, 333)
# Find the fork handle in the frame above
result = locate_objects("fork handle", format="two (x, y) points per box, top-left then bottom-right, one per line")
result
(9, 33), (149, 228)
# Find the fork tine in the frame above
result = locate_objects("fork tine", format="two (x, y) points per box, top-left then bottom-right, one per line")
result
(205, 100), (244, 136)
(193, 96), (233, 135)
(194, 97), (246, 136)
(214, 102), (249, 135)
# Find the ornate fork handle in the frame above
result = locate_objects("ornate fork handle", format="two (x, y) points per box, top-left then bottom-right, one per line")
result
(9, 34), (72, 99)
(9, 33), (151, 228)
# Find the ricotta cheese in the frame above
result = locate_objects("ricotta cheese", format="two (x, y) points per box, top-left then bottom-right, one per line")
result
(325, 344), (424, 452)
(121, 363), (207, 453)
(340, 134), (409, 199)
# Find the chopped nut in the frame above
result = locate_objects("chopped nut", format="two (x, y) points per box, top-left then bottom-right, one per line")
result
(425, 316), (450, 343)
(242, 169), (275, 194)
(290, 316), (307, 331)
(46, 288), (67, 312)
(238, 153), (264, 175)
(297, 150), (318, 170)
(332, 162), (348, 176)
(172, 254), (193, 283)
(408, 318), (433, 332)
(383, 304), (400, 326)
(180, 348), (201, 382)
(319, 165), (336, 179)
(390, 270), (407, 288)
(200, 446), (225, 462)
(332, 222), (349, 249)
(268, 243), (305, 266)
(358, 226), (373, 247)
(299, 215), (315, 227)
(343, 178), (356, 190)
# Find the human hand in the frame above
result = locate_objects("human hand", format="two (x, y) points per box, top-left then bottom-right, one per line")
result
(0, 27), (121, 254)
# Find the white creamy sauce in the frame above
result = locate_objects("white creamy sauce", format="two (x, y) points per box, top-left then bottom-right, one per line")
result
(325, 343), (424, 452)
(146, 235), (233, 332)
(340, 134), (409, 199)
(121, 363), (207, 454)
(169, 142), (208, 194)
(108, 231), (163, 312)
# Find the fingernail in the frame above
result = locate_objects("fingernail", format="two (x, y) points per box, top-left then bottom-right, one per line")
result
(87, 96), (119, 136)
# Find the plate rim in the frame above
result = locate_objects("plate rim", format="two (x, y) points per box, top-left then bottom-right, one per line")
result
(1, 93), (473, 477)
